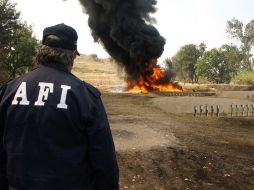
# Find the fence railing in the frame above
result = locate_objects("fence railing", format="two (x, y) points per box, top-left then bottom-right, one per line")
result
(194, 104), (254, 117)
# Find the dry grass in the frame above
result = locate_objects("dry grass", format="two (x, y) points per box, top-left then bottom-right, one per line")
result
(72, 55), (125, 92)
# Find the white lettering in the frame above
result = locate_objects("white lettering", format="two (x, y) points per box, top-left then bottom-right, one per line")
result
(34, 82), (54, 106)
(57, 85), (71, 109)
(12, 82), (30, 105)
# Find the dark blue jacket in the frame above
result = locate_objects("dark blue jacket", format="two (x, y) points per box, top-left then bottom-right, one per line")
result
(0, 62), (119, 190)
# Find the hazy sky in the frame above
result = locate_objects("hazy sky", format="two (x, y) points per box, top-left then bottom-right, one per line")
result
(12, 0), (254, 60)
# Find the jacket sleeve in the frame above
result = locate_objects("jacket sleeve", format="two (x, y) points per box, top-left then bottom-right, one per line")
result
(0, 85), (9, 190)
(85, 97), (119, 190)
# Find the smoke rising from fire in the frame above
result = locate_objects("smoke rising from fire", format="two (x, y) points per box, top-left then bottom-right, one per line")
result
(78, 0), (165, 80)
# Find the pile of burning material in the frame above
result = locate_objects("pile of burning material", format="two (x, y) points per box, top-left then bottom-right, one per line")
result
(126, 59), (182, 93)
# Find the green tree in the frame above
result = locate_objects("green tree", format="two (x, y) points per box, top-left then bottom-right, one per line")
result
(172, 43), (205, 83)
(196, 45), (242, 84)
(196, 48), (223, 83)
(219, 44), (243, 78)
(0, 0), (20, 83)
(0, 0), (37, 83)
(226, 18), (254, 70)
(5, 24), (37, 78)
(198, 42), (207, 55)
(0, 0), (20, 49)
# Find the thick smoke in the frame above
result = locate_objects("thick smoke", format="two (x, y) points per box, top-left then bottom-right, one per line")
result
(78, 0), (165, 80)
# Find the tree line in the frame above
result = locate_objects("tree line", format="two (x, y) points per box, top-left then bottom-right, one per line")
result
(0, 0), (37, 84)
(165, 18), (254, 84)
(0, 0), (253, 86)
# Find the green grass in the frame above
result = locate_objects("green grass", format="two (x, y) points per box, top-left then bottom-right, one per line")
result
(232, 71), (254, 86)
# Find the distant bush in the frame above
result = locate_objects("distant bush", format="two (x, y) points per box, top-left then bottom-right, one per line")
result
(232, 71), (254, 86)
(90, 54), (98, 60)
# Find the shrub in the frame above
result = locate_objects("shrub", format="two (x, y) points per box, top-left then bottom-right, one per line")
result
(232, 71), (254, 86)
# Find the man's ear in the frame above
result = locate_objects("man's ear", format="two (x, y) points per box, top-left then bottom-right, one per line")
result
(72, 51), (77, 60)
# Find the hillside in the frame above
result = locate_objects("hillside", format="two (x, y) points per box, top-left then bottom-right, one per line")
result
(72, 55), (125, 92)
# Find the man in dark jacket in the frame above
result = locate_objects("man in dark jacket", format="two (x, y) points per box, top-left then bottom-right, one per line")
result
(0, 23), (119, 190)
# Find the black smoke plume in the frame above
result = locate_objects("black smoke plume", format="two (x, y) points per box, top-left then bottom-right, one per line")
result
(78, 0), (165, 80)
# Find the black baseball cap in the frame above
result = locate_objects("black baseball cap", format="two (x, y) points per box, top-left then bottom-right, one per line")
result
(42, 23), (80, 56)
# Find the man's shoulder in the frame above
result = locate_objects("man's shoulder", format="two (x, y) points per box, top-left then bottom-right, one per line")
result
(0, 84), (5, 93)
(83, 81), (101, 98)
(0, 78), (15, 90)
(0, 83), (8, 101)
(0, 84), (4, 90)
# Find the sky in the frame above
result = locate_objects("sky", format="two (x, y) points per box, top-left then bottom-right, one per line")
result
(12, 0), (254, 61)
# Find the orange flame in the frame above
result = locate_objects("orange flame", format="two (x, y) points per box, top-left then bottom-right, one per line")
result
(126, 59), (183, 93)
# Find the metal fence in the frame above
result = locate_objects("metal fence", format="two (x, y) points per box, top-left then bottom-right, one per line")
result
(194, 104), (254, 117)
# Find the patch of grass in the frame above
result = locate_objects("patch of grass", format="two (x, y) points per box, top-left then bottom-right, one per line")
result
(232, 71), (254, 86)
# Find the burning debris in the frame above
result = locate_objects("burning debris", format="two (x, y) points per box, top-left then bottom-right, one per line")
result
(78, 0), (181, 92)
(126, 59), (183, 93)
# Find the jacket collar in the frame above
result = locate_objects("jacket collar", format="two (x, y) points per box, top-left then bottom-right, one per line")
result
(38, 62), (70, 73)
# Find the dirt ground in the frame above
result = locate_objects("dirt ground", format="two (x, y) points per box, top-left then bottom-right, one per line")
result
(73, 56), (254, 190)
(102, 93), (254, 190)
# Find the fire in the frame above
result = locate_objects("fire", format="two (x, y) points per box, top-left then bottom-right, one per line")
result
(126, 59), (183, 93)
